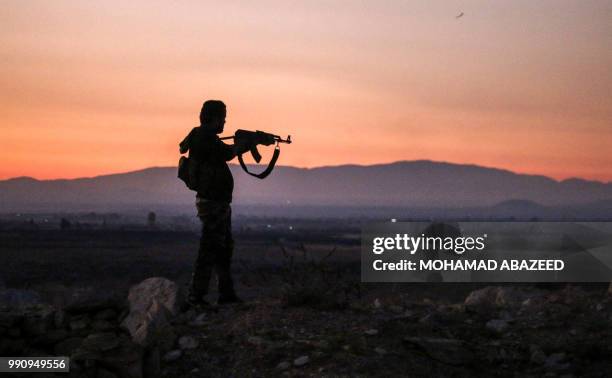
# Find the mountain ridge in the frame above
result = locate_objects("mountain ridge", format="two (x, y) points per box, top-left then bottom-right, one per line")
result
(4, 160), (610, 185)
(1, 160), (611, 213)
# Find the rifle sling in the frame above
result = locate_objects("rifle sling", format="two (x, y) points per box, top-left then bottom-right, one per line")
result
(238, 145), (280, 179)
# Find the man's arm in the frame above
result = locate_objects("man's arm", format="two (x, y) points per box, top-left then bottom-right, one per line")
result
(219, 139), (252, 162)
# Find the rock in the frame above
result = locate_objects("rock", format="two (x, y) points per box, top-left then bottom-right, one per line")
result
(495, 287), (534, 307)
(92, 320), (115, 331)
(162, 350), (182, 362)
(121, 300), (175, 350)
(389, 305), (403, 314)
(293, 355), (310, 367)
(404, 337), (473, 366)
(247, 336), (265, 346)
(54, 337), (84, 355)
(81, 333), (121, 352)
(418, 313), (435, 324)
(178, 335), (199, 350)
(95, 309), (118, 321)
(547, 286), (587, 306)
(69, 315), (91, 332)
(126, 278), (183, 317)
(544, 353), (569, 370)
(276, 361), (291, 370)
(530, 345), (546, 365)
(364, 329), (378, 336)
(188, 313), (207, 327)
(122, 278), (182, 351)
(486, 319), (509, 333)
(464, 287), (499, 313)
(465, 286), (544, 314)
(375, 347), (387, 355)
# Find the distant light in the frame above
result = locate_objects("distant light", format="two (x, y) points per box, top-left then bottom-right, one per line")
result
(266, 224), (271, 228)
(289, 226), (293, 230)
(391, 218), (397, 223)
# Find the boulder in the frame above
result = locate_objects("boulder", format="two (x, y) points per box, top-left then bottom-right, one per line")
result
(121, 299), (175, 351)
(126, 278), (183, 316)
(121, 278), (182, 351)
(465, 286), (544, 314)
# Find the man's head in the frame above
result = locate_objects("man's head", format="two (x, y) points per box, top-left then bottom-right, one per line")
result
(200, 100), (226, 134)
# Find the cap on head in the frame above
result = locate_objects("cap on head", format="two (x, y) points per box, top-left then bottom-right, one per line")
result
(200, 100), (226, 125)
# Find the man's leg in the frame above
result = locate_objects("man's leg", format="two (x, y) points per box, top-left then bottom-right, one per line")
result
(216, 205), (240, 303)
(189, 203), (226, 304)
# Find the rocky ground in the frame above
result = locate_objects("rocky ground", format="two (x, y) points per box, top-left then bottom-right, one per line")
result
(164, 284), (612, 377)
(1, 270), (611, 377)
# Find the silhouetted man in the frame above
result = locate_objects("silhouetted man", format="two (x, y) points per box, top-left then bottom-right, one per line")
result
(181, 100), (252, 307)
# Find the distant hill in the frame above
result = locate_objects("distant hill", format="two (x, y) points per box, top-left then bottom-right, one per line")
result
(1, 160), (611, 214)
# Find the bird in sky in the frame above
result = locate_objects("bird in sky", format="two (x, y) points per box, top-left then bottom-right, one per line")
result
(456, 12), (464, 19)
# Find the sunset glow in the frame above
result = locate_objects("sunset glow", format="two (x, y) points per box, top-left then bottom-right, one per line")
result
(1, 1), (611, 181)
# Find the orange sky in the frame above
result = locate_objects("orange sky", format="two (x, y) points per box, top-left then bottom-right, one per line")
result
(1, 1), (611, 181)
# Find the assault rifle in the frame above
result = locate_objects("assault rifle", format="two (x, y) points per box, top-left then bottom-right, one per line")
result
(221, 130), (292, 179)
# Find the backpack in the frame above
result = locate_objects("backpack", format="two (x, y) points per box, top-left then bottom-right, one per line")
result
(178, 128), (199, 191)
